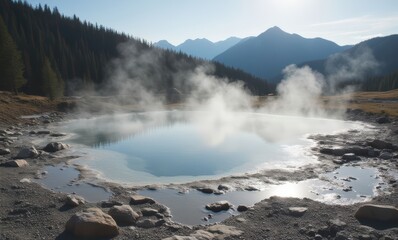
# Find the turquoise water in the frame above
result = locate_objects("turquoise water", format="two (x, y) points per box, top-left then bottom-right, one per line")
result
(61, 111), (363, 185)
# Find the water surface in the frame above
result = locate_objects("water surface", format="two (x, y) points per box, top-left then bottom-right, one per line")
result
(60, 111), (364, 185)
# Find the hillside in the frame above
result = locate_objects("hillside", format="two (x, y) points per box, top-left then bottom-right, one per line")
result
(299, 35), (398, 91)
(213, 26), (350, 80)
(0, 0), (270, 99)
(154, 37), (242, 60)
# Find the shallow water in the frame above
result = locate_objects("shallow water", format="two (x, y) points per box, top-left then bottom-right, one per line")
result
(60, 111), (364, 185)
(35, 164), (112, 202)
(139, 166), (385, 225)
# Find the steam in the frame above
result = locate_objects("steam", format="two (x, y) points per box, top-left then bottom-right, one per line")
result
(76, 41), (379, 145)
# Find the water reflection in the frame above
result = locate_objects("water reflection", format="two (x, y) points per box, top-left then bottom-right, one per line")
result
(61, 111), (364, 184)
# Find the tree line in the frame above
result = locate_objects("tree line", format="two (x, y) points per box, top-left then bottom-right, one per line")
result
(0, 0), (270, 100)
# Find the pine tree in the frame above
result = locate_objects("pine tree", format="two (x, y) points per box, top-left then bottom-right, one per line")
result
(41, 56), (64, 100)
(0, 15), (25, 94)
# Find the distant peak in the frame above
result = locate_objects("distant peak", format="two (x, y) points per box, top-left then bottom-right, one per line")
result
(265, 26), (285, 33)
(258, 26), (290, 38)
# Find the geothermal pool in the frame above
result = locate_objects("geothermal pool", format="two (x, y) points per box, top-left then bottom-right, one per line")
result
(59, 111), (364, 185)
(36, 111), (393, 225)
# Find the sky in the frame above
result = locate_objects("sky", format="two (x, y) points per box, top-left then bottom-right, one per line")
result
(24, 0), (398, 46)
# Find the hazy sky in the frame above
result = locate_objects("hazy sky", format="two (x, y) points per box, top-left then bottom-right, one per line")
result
(25, 0), (398, 46)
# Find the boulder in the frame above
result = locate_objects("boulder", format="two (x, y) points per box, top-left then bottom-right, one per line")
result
(342, 153), (361, 161)
(288, 207), (308, 216)
(237, 205), (249, 212)
(108, 205), (139, 225)
(136, 218), (165, 228)
(130, 194), (155, 205)
(65, 195), (85, 207)
(376, 116), (390, 124)
(217, 184), (231, 191)
(141, 207), (158, 216)
(4, 160), (29, 168)
(0, 148), (10, 155)
(197, 187), (215, 194)
(368, 140), (396, 150)
(37, 130), (51, 134)
(15, 146), (39, 159)
(354, 204), (398, 222)
(379, 151), (393, 160)
(65, 208), (119, 238)
(205, 201), (232, 212)
(43, 142), (69, 153)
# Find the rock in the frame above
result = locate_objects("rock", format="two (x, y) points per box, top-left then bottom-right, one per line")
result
(3, 160), (29, 168)
(43, 142), (69, 153)
(288, 207), (308, 216)
(65, 208), (119, 238)
(130, 194), (155, 205)
(0, 148), (10, 155)
(368, 140), (396, 150)
(15, 146), (39, 159)
(237, 205), (249, 212)
(376, 116), (390, 124)
(50, 132), (67, 137)
(355, 204), (398, 222)
(141, 207), (158, 216)
(329, 219), (346, 234)
(205, 201), (231, 212)
(37, 130), (51, 134)
(379, 151), (393, 160)
(100, 200), (124, 208)
(245, 186), (260, 191)
(320, 148), (347, 156)
(136, 219), (165, 228)
(217, 184), (230, 191)
(197, 187), (215, 194)
(335, 232), (349, 240)
(342, 153), (360, 161)
(108, 205), (139, 226)
(65, 195), (85, 207)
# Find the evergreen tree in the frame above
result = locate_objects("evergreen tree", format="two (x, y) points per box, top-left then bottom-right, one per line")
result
(0, 15), (25, 93)
(41, 56), (64, 100)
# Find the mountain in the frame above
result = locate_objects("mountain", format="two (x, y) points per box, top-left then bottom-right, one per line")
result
(154, 37), (242, 60)
(299, 34), (398, 91)
(213, 26), (351, 81)
(0, 0), (271, 97)
(154, 40), (175, 50)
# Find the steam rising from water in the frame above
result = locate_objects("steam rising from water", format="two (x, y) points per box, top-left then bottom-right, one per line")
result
(76, 42), (379, 145)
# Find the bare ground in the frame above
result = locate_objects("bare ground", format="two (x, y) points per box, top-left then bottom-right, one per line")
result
(0, 91), (397, 240)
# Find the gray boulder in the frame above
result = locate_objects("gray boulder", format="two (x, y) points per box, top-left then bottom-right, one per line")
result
(15, 146), (39, 159)
(65, 195), (85, 207)
(108, 205), (139, 226)
(205, 201), (232, 212)
(65, 208), (119, 238)
(43, 142), (69, 153)
(130, 194), (155, 205)
(354, 204), (398, 222)
(368, 140), (396, 150)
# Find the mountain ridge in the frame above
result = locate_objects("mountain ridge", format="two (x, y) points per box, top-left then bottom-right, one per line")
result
(213, 27), (351, 81)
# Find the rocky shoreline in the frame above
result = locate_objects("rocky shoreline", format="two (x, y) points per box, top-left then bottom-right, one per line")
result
(0, 109), (397, 240)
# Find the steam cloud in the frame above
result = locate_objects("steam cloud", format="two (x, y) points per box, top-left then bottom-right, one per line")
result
(78, 42), (379, 145)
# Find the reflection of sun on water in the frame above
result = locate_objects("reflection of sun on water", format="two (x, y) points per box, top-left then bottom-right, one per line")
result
(269, 182), (306, 198)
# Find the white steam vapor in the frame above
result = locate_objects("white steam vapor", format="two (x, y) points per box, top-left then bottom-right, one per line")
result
(85, 42), (380, 145)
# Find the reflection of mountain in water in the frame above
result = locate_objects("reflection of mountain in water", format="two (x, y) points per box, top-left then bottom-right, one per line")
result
(64, 112), (188, 148)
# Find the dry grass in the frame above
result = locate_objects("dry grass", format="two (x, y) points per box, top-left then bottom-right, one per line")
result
(324, 89), (398, 116)
(0, 91), (62, 126)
